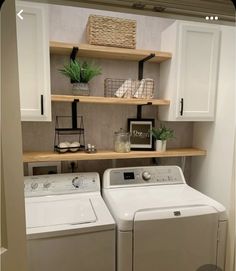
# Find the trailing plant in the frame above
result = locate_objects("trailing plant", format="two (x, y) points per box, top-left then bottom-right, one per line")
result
(59, 59), (101, 83)
(151, 124), (175, 141)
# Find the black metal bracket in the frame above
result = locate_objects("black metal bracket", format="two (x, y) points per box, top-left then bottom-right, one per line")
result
(70, 46), (79, 61)
(137, 102), (153, 119)
(138, 53), (155, 80)
(72, 99), (79, 129)
(70, 46), (79, 84)
(137, 53), (155, 119)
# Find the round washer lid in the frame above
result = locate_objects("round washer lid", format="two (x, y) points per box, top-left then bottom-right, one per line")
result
(26, 196), (96, 229)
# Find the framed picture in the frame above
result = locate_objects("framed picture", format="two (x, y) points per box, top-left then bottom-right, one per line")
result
(128, 119), (154, 150)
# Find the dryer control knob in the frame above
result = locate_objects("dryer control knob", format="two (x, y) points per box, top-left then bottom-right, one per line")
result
(142, 171), (151, 181)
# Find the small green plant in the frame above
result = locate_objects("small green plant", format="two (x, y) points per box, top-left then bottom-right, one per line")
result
(59, 59), (101, 83)
(151, 124), (175, 141)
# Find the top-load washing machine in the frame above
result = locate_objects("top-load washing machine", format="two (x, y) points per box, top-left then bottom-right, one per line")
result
(103, 166), (227, 271)
(24, 172), (115, 271)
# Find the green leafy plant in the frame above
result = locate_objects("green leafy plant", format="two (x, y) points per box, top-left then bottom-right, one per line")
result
(59, 59), (101, 83)
(151, 124), (175, 141)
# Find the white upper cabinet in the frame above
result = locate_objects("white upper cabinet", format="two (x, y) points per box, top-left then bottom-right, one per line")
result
(16, 1), (51, 121)
(159, 21), (220, 121)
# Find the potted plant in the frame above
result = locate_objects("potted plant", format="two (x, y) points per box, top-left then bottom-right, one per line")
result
(151, 124), (175, 151)
(59, 59), (102, 96)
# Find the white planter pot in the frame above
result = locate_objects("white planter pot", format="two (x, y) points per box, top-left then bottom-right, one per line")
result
(155, 140), (167, 151)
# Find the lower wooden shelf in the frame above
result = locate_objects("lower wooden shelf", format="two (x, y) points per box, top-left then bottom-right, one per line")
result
(23, 148), (206, 163)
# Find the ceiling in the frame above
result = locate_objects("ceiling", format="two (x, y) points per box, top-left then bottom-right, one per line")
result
(23, 0), (236, 23)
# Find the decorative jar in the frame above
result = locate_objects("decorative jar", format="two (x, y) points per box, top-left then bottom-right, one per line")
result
(114, 129), (131, 153)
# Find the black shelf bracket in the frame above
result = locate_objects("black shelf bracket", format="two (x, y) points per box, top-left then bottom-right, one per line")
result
(72, 99), (80, 129)
(138, 53), (155, 80)
(137, 53), (155, 119)
(70, 47), (80, 128)
(137, 102), (153, 119)
(70, 46), (79, 84)
(70, 46), (79, 61)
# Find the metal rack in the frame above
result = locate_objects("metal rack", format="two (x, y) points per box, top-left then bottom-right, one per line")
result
(54, 115), (85, 153)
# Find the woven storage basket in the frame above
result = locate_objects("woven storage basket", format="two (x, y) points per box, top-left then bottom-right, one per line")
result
(87, 15), (136, 49)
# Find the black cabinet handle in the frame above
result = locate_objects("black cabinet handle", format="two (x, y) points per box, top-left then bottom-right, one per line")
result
(41, 95), (44, 115)
(180, 98), (184, 116)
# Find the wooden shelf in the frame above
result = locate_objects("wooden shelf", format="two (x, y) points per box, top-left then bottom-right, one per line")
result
(50, 41), (172, 63)
(23, 148), (206, 163)
(51, 95), (170, 106)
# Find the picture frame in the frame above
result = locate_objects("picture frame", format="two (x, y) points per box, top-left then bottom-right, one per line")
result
(128, 119), (154, 150)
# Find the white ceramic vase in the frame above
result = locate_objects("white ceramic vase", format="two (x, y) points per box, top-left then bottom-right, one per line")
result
(155, 140), (167, 151)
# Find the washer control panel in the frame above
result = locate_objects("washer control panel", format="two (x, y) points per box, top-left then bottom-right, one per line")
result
(24, 172), (100, 197)
(105, 166), (185, 187)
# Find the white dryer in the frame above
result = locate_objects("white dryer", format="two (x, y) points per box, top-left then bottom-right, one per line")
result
(24, 172), (115, 271)
(103, 166), (227, 271)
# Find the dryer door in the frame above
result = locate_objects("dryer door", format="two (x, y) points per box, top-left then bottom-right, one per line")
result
(133, 205), (219, 271)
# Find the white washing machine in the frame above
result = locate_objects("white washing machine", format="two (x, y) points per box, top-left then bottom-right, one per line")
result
(24, 172), (115, 271)
(103, 166), (227, 271)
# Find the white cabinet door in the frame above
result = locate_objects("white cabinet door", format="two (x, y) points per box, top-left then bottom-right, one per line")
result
(16, 1), (51, 121)
(159, 21), (220, 121)
(177, 24), (220, 120)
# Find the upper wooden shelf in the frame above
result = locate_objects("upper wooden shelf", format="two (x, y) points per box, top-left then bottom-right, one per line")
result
(51, 94), (170, 106)
(23, 148), (206, 163)
(50, 41), (172, 63)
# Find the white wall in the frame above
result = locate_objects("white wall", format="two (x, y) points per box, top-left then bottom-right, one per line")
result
(226, 133), (235, 270)
(49, 5), (174, 50)
(191, 25), (235, 271)
(1, 0), (27, 270)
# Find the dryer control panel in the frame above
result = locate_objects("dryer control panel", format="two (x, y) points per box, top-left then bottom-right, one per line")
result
(24, 172), (100, 197)
(103, 166), (186, 188)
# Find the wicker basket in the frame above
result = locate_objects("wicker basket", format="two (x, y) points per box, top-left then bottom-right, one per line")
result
(87, 15), (136, 49)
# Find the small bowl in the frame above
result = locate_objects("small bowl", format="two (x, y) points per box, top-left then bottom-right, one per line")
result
(57, 142), (69, 153)
(69, 142), (80, 152)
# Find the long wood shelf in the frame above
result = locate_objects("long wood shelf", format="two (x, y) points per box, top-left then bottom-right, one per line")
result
(50, 41), (172, 63)
(23, 148), (206, 163)
(51, 94), (170, 106)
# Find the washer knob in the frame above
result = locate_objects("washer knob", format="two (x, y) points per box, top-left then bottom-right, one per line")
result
(31, 182), (38, 190)
(142, 171), (151, 181)
(72, 177), (80, 188)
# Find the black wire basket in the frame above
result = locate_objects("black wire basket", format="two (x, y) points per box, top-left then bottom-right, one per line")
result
(104, 78), (154, 98)
(54, 116), (85, 153)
